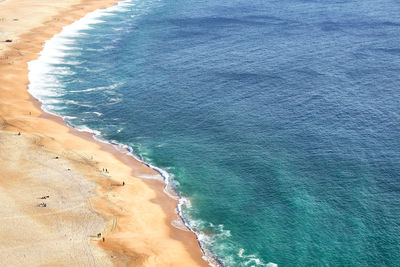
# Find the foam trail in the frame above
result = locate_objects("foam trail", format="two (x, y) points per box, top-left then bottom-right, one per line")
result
(69, 82), (124, 93)
(238, 248), (273, 267)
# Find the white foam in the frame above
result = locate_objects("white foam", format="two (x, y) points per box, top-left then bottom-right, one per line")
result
(112, 6), (131, 12)
(92, 111), (103, 117)
(49, 68), (75, 76)
(119, 1), (136, 7)
(65, 100), (94, 108)
(27, 0), (132, 106)
(70, 82), (123, 93)
(105, 97), (122, 105)
(43, 99), (62, 104)
(73, 125), (101, 136)
(238, 248), (274, 267)
(63, 115), (77, 120)
(156, 143), (166, 147)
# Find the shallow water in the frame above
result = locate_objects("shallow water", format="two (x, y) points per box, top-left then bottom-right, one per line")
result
(29, 0), (400, 266)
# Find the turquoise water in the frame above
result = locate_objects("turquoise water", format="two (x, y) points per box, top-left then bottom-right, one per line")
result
(29, 0), (400, 266)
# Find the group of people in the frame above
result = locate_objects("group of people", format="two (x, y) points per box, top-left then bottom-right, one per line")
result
(38, 195), (49, 207)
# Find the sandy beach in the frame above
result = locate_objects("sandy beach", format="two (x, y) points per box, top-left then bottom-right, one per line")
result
(0, 0), (207, 266)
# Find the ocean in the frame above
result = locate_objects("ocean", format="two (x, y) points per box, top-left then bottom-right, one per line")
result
(28, 0), (400, 266)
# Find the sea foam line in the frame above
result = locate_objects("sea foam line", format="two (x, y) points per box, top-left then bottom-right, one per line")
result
(27, 1), (224, 266)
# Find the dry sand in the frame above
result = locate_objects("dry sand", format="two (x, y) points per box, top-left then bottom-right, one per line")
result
(0, 0), (207, 266)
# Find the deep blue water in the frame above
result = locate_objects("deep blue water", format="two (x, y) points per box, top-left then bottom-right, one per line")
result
(29, 0), (400, 266)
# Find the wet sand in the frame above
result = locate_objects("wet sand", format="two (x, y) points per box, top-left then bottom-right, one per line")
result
(0, 0), (207, 266)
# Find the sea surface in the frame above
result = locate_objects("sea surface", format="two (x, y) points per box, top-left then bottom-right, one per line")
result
(28, 0), (400, 266)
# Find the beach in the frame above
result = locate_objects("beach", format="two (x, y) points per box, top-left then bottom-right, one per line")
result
(0, 0), (207, 266)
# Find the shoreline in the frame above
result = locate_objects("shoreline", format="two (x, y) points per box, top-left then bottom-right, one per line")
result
(32, 95), (212, 265)
(0, 0), (208, 266)
(36, 96), (219, 265)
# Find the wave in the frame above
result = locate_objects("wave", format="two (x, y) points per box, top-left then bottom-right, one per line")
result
(73, 124), (102, 136)
(83, 111), (103, 117)
(49, 68), (76, 76)
(62, 115), (78, 120)
(70, 82), (124, 93)
(238, 249), (276, 267)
